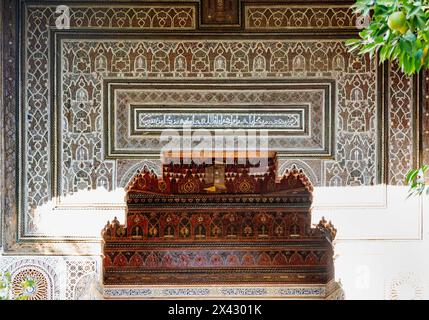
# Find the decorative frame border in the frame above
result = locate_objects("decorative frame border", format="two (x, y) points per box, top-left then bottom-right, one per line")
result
(101, 79), (334, 159)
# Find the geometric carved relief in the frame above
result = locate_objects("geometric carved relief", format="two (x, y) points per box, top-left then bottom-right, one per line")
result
(19, 6), (382, 239)
(117, 159), (163, 188)
(0, 2), (416, 249)
(3, 258), (60, 300)
(45, 36), (380, 224)
(388, 63), (415, 185)
(0, 256), (100, 300)
(54, 5), (197, 30)
(11, 268), (51, 300)
(65, 259), (98, 300)
(245, 6), (357, 30)
(21, 4), (196, 237)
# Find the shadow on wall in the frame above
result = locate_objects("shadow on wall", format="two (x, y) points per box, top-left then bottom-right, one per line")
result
(30, 181), (421, 241)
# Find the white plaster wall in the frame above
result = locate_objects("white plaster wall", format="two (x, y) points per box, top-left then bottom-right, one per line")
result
(1, 185), (428, 299)
(314, 186), (429, 299)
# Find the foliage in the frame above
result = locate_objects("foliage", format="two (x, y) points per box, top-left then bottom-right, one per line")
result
(0, 272), (36, 300)
(0, 272), (12, 300)
(346, 0), (429, 75)
(406, 165), (429, 197)
(347, 1), (429, 196)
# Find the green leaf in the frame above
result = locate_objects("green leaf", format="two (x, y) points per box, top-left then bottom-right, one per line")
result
(403, 31), (417, 42)
(380, 45), (389, 61)
(406, 169), (419, 183)
(347, 0), (429, 76)
(416, 49), (423, 58)
(346, 39), (361, 45)
(407, 6), (423, 18)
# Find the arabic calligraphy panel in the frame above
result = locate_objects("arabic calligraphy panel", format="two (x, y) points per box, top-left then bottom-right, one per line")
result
(132, 107), (306, 132)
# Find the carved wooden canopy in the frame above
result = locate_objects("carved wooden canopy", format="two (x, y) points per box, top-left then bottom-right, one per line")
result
(102, 152), (336, 285)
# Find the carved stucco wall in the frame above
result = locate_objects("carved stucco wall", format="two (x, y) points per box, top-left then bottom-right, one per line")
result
(13, 2), (392, 244)
(0, 0), (427, 300)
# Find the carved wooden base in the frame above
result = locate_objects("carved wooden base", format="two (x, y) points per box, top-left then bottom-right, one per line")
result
(103, 240), (333, 285)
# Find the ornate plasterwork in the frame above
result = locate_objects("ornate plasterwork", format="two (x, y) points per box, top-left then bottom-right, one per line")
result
(101, 80), (332, 159)
(117, 159), (163, 188)
(385, 272), (424, 300)
(0, 257), (61, 300)
(0, 1), (418, 253)
(21, 4), (378, 242)
(34, 5), (197, 30)
(102, 280), (342, 299)
(325, 280), (345, 300)
(388, 64), (415, 185)
(12, 268), (51, 300)
(245, 5), (357, 30)
(50, 36), (379, 217)
(0, 1), (424, 302)
(0, 255), (100, 300)
(103, 285), (329, 299)
(65, 258), (99, 300)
